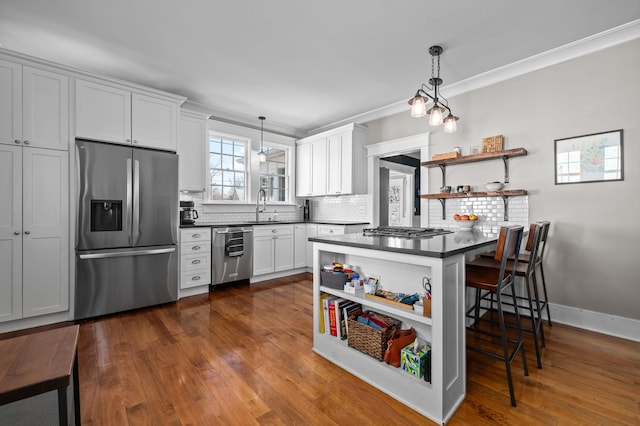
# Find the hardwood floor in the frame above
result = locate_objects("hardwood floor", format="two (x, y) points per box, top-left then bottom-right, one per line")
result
(76, 273), (640, 425)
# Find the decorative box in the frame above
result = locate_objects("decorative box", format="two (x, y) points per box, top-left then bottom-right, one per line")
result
(401, 343), (431, 379)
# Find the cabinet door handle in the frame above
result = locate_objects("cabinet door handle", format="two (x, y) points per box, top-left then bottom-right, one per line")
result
(24, 230), (31, 235)
(126, 138), (131, 143)
(14, 139), (21, 144)
(272, 229), (277, 233)
(133, 140), (138, 144)
(191, 259), (201, 264)
(23, 140), (30, 145)
(192, 234), (201, 238)
(191, 275), (201, 281)
(191, 245), (200, 250)
(14, 231), (20, 235)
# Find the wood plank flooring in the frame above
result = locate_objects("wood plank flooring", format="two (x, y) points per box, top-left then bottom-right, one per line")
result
(75, 273), (640, 425)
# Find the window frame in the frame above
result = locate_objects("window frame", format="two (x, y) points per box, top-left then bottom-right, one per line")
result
(206, 131), (249, 203)
(259, 142), (291, 204)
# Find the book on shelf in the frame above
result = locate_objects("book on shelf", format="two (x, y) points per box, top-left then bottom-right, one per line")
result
(335, 300), (357, 340)
(341, 302), (362, 340)
(328, 298), (347, 337)
(322, 295), (337, 335)
(319, 293), (330, 334)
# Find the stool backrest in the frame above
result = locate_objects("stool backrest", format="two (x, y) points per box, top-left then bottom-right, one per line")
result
(534, 221), (550, 265)
(525, 223), (543, 276)
(494, 225), (524, 290)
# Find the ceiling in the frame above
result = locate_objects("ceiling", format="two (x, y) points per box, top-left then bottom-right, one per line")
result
(1, 1), (639, 136)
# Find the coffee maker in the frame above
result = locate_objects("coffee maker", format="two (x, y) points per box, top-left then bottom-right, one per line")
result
(303, 199), (310, 221)
(180, 201), (198, 225)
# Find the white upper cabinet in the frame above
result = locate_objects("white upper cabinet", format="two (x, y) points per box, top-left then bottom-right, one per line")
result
(178, 110), (208, 192)
(1, 59), (69, 151)
(295, 123), (366, 197)
(76, 79), (181, 151)
(75, 79), (131, 144)
(132, 93), (178, 151)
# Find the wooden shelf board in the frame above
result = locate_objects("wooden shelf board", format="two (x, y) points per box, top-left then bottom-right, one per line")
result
(420, 189), (528, 199)
(421, 147), (527, 168)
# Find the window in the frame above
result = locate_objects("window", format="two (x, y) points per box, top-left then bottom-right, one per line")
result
(259, 146), (289, 203)
(208, 132), (247, 201)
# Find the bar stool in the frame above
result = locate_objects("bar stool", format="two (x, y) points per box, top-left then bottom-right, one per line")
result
(468, 223), (545, 368)
(465, 225), (527, 407)
(480, 220), (552, 326)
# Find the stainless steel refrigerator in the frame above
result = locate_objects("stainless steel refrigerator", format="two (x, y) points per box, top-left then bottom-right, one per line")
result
(75, 140), (178, 319)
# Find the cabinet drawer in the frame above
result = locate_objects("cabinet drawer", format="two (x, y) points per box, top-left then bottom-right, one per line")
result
(180, 228), (211, 242)
(180, 268), (211, 289)
(252, 224), (294, 237)
(317, 225), (345, 235)
(181, 252), (211, 271)
(181, 241), (211, 254)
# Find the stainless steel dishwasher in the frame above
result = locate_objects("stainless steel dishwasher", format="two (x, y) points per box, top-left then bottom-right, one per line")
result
(211, 226), (253, 286)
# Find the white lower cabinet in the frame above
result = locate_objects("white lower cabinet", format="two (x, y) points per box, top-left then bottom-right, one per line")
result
(180, 228), (211, 290)
(253, 225), (294, 275)
(0, 146), (69, 322)
(294, 224), (308, 268)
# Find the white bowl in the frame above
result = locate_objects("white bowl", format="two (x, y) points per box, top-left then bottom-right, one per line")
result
(485, 182), (504, 191)
(454, 219), (476, 230)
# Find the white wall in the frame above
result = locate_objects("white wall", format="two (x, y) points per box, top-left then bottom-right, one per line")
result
(363, 39), (640, 321)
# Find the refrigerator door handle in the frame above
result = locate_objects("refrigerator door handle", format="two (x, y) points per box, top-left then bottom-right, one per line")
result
(133, 159), (140, 244)
(79, 247), (176, 260)
(126, 157), (133, 246)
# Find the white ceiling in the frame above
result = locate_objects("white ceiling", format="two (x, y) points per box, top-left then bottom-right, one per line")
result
(1, 1), (639, 136)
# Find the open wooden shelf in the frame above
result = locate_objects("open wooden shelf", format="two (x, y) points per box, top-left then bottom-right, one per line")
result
(421, 147), (527, 168)
(420, 189), (528, 199)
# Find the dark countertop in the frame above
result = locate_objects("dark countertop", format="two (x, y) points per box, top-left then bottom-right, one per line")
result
(180, 220), (369, 228)
(308, 230), (496, 258)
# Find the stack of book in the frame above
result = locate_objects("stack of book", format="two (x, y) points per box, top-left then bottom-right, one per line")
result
(319, 293), (362, 340)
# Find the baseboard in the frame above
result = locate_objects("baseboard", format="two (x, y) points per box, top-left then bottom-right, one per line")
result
(548, 303), (640, 342)
(473, 293), (640, 343)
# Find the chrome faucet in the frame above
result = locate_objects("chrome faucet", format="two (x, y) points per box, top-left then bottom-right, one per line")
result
(256, 188), (267, 221)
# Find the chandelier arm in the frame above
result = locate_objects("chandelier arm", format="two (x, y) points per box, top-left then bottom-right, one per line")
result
(417, 88), (436, 103)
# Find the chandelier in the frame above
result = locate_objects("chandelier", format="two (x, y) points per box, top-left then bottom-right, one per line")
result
(408, 45), (459, 133)
(257, 116), (266, 163)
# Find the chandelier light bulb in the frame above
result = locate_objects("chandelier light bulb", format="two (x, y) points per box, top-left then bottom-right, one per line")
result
(258, 151), (266, 162)
(410, 95), (427, 118)
(428, 106), (444, 126)
(443, 114), (459, 133)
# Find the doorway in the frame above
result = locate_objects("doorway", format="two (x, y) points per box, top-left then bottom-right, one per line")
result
(365, 133), (430, 227)
(379, 159), (417, 227)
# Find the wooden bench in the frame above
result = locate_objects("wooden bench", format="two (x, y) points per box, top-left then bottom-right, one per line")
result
(0, 325), (80, 425)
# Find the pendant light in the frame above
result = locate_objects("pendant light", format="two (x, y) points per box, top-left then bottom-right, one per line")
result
(408, 45), (460, 133)
(257, 116), (266, 163)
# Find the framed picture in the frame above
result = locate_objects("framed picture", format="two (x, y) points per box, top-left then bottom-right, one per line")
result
(554, 129), (623, 185)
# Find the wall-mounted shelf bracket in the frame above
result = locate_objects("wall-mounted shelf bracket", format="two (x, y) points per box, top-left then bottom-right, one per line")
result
(502, 156), (510, 183)
(439, 164), (446, 187)
(501, 195), (510, 221)
(437, 198), (446, 219)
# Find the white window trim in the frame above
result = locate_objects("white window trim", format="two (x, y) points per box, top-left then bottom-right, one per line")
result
(205, 130), (250, 204)
(203, 120), (297, 206)
(259, 140), (294, 205)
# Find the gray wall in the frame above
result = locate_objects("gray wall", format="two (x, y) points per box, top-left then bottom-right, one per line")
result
(364, 39), (640, 321)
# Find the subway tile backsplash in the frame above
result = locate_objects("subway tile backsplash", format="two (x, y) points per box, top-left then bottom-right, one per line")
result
(179, 193), (304, 224)
(309, 194), (369, 222)
(428, 196), (529, 237)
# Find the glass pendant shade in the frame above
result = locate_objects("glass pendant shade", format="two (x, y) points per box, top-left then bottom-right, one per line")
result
(428, 106), (444, 126)
(258, 150), (266, 162)
(410, 95), (427, 117)
(443, 115), (458, 133)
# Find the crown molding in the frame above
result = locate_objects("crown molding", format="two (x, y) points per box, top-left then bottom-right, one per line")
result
(308, 19), (640, 135)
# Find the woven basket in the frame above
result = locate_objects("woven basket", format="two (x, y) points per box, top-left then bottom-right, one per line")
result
(347, 311), (401, 361)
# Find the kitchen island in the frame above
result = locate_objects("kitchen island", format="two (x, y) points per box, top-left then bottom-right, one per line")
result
(309, 230), (495, 425)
